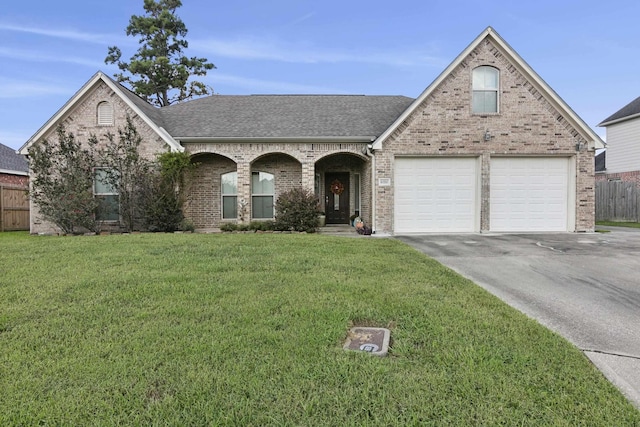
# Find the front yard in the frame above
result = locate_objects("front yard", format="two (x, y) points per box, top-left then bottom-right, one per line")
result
(1, 232), (638, 425)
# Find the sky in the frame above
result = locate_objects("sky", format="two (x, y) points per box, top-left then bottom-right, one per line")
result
(1, 0), (639, 151)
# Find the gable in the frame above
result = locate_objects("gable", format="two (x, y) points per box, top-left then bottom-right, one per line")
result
(373, 27), (604, 151)
(19, 72), (182, 155)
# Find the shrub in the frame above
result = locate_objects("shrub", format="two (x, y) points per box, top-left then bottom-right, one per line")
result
(220, 223), (237, 232)
(274, 188), (320, 233)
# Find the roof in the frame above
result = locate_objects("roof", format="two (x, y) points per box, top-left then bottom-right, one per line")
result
(373, 27), (605, 151)
(599, 96), (640, 127)
(595, 150), (606, 173)
(161, 94), (414, 141)
(0, 143), (28, 175)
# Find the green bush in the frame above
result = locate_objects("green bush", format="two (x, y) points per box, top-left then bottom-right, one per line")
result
(274, 188), (320, 233)
(219, 223), (237, 232)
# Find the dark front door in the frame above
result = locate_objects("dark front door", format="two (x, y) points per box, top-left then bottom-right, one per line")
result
(325, 173), (350, 224)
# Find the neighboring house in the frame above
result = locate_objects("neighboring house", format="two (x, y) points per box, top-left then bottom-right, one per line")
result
(20, 27), (603, 235)
(0, 142), (29, 187)
(595, 150), (606, 177)
(598, 96), (640, 186)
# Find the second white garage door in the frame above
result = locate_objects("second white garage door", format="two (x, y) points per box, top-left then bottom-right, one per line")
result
(490, 157), (570, 232)
(394, 157), (478, 233)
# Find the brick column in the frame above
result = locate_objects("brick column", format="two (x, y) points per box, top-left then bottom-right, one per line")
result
(301, 161), (315, 193)
(237, 159), (251, 223)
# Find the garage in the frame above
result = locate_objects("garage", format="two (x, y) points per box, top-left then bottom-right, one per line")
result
(490, 157), (570, 232)
(394, 157), (479, 233)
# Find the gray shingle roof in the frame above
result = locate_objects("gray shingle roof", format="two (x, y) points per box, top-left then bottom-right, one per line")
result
(0, 143), (28, 173)
(599, 95), (640, 126)
(159, 94), (415, 139)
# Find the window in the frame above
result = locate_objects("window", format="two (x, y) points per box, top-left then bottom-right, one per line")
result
(97, 102), (114, 125)
(472, 66), (499, 114)
(94, 168), (119, 221)
(221, 172), (237, 219)
(252, 171), (274, 219)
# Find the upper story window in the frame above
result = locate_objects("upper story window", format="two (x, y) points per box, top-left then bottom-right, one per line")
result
(472, 66), (499, 114)
(97, 101), (114, 126)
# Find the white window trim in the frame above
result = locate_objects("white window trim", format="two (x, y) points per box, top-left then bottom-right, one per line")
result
(97, 101), (114, 126)
(251, 171), (275, 220)
(472, 66), (500, 114)
(221, 171), (238, 220)
(94, 167), (119, 222)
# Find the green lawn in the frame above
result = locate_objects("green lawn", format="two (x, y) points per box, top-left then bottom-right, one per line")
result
(597, 220), (640, 229)
(1, 231), (638, 425)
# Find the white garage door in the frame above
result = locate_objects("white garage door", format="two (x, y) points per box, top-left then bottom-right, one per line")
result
(394, 157), (478, 233)
(490, 157), (569, 232)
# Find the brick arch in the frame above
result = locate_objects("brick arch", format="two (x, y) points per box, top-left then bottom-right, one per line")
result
(314, 150), (369, 164)
(249, 151), (302, 166)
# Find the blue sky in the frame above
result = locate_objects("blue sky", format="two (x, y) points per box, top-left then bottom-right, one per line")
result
(1, 0), (639, 150)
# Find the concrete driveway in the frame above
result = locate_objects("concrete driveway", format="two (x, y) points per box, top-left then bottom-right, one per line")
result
(397, 228), (640, 409)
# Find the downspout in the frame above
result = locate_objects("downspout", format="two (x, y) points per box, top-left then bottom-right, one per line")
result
(369, 143), (376, 234)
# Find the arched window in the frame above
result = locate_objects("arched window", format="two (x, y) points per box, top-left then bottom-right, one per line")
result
(472, 66), (499, 114)
(252, 171), (274, 219)
(221, 172), (237, 219)
(97, 101), (114, 125)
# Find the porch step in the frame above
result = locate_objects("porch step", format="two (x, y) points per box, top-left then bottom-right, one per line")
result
(318, 224), (358, 236)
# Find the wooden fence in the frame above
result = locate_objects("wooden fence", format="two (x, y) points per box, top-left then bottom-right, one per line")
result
(0, 185), (29, 231)
(595, 181), (639, 222)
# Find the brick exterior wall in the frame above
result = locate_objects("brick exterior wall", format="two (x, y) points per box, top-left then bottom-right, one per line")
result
(598, 170), (640, 188)
(374, 38), (595, 233)
(28, 81), (170, 234)
(0, 173), (28, 187)
(184, 143), (370, 230)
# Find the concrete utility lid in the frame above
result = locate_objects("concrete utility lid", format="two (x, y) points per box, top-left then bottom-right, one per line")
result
(343, 327), (390, 357)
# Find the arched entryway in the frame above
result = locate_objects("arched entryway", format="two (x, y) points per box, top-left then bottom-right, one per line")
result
(315, 153), (369, 225)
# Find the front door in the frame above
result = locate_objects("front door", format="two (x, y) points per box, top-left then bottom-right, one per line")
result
(325, 173), (350, 224)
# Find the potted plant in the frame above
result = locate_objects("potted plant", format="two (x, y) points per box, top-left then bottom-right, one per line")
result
(350, 214), (358, 227)
(318, 212), (326, 227)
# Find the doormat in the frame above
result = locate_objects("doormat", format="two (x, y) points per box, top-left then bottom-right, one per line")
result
(343, 327), (390, 357)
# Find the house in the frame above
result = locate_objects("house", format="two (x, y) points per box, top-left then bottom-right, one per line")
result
(598, 96), (640, 186)
(20, 27), (603, 235)
(0, 142), (29, 187)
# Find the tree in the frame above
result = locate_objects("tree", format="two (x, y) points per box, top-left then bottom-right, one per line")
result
(105, 0), (215, 107)
(99, 117), (154, 232)
(28, 126), (100, 234)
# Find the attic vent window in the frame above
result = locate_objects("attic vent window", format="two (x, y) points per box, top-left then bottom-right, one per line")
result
(97, 102), (114, 126)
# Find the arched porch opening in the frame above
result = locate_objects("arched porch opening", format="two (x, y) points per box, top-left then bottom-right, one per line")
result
(184, 153), (237, 230)
(315, 153), (370, 225)
(249, 153), (302, 221)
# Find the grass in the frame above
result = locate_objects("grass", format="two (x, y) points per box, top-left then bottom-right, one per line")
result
(1, 231), (638, 425)
(596, 220), (640, 229)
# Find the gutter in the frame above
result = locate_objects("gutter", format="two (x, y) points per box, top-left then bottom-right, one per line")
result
(176, 136), (377, 144)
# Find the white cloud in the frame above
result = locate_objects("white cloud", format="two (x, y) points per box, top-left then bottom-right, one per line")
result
(0, 78), (73, 98)
(209, 73), (347, 94)
(0, 22), (125, 46)
(0, 47), (103, 68)
(191, 36), (446, 67)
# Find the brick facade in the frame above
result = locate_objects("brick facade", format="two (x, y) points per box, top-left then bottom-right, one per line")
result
(23, 29), (600, 235)
(373, 38), (595, 233)
(184, 143), (369, 230)
(0, 173), (28, 187)
(29, 81), (169, 234)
